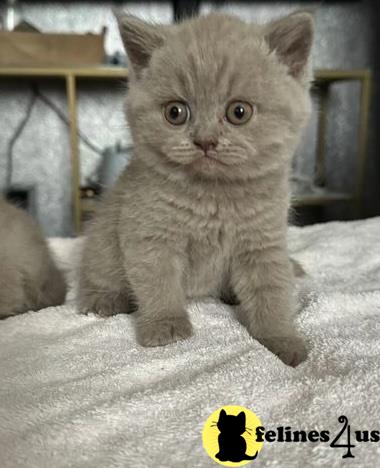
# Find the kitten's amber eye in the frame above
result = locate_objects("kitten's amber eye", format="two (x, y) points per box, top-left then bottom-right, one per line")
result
(226, 101), (254, 125)
(164, 101), (189, 125)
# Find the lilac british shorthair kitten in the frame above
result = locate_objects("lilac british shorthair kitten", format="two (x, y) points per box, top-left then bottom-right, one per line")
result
(79, 11), (314, 366)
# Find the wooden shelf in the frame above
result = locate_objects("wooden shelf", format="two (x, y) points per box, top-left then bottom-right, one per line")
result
(0, 65), (129, 233)
(0, 65), (128, 79)
(314, 69), (370, 83)
(293, 191), (353, 206)
(0, 66), (371, 231)
(81, 191), (354, 214)
(0, 66), (369, 81)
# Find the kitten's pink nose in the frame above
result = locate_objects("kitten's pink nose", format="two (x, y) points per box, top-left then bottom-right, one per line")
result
(194, 137), (218, 153)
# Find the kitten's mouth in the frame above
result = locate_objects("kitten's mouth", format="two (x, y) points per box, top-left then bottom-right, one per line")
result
(192, 152), (228, 168)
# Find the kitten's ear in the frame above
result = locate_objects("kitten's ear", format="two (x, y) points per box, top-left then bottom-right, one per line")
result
(237, 411), (246, 425)
(115, 11), (167, 76)
(265, 12), (314, 81)
(219, 409), (227, 420)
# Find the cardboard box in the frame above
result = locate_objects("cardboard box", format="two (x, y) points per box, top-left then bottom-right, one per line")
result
(0, 31), (105, 67)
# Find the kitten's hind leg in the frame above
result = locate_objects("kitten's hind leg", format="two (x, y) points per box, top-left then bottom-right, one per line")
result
(78, 276), (137, 317)
(78, 237), (138, 317)
(36, 260), (67, 309)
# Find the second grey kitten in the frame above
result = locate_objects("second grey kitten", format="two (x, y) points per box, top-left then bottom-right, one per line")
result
(0, 198), (66, 318)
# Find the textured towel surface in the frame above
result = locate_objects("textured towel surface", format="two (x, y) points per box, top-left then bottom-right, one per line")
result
(1, 218), (380, 468)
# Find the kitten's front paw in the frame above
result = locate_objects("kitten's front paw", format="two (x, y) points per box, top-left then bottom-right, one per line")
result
(136, 317), (193, 347)
(258, 334), (307, 367)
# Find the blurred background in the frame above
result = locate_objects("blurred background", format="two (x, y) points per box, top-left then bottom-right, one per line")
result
(0, 0), (379, 237)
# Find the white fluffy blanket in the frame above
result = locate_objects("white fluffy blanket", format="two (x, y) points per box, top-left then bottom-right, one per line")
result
(1, 218), (380, 467)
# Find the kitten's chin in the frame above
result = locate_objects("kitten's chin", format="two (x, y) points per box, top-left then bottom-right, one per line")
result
(189, 155), (229, 177)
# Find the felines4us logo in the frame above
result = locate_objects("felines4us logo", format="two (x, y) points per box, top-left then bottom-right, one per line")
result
(202, 405), (379, 466)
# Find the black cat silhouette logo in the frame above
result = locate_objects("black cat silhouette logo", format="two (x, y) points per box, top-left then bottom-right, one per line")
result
(216, 409), (258, 462)
(202, 406), (264, 466)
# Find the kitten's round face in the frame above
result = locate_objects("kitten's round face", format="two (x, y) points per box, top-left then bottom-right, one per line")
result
(125, 14), (312, 183)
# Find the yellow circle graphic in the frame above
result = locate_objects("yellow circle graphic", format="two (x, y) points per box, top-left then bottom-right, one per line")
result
(202, 405), (264, 466)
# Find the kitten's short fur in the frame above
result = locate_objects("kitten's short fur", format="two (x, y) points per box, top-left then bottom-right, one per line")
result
(0, 198), (66, 318)
(79, 12), (314, 366)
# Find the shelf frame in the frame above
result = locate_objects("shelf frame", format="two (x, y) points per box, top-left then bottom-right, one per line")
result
(312, 69), (371, 216)
(0, 66), (128, 232)
(0, 66), (371, 231)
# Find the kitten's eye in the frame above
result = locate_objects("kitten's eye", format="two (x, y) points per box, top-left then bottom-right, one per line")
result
(226, 101), (254, 125)
(164, 101), (190, 126)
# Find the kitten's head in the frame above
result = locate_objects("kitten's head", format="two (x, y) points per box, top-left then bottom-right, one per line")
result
(117, 11), (313, 183)
(217, 409), (246, 435)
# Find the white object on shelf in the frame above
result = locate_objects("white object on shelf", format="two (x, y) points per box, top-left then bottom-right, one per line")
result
(4, 0), (20, 31)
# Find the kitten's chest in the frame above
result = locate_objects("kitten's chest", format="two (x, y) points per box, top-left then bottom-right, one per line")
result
(182, 201), (235, 298)
(183, 197), (235, 252)
(184, 236), (229, 298)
